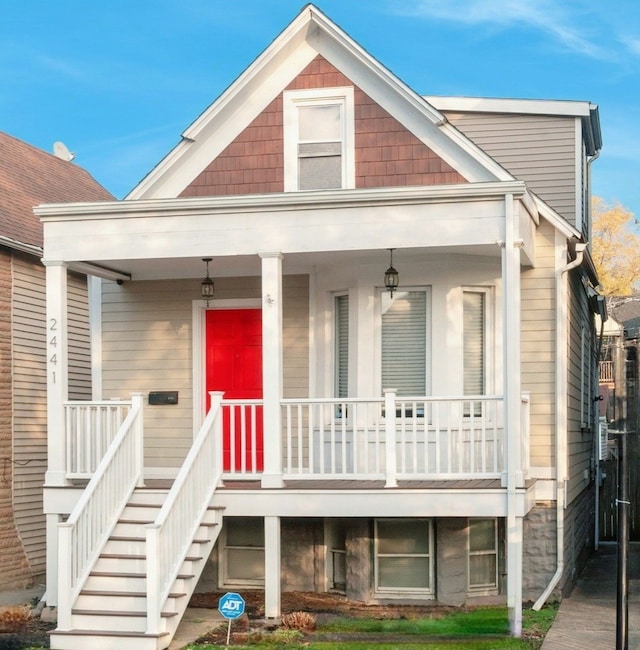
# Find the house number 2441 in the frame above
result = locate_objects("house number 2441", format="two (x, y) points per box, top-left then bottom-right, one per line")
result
(49, 318), (58, 384)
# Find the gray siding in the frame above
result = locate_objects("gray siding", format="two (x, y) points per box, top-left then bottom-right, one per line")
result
(12, 257), (92, 577)
(444, 112), (578, 226)
(566, 267), (595, 505)
(101, 275), (309, 468)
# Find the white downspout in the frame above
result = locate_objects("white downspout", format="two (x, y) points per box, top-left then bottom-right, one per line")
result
(533, 241), (586, 611)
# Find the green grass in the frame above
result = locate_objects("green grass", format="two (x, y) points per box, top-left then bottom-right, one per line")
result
(185, 603), (559, 649)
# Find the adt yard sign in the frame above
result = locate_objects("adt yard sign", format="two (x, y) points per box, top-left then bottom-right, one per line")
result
(218, 592), (245, 620)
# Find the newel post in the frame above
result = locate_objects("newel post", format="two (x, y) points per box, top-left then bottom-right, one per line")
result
(384, 390), (398, 487)
(130, 393), (145, 487)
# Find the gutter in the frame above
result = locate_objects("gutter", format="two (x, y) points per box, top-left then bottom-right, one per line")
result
(0, 235), (43, 258)
(533, 242), (586, 611)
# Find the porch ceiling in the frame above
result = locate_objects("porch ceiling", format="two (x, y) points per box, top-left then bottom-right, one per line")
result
(73, 245), (502, 282)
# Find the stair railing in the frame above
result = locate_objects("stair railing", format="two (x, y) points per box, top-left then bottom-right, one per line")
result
(57, 393), (144, 630)
(145, 391), (224, 635)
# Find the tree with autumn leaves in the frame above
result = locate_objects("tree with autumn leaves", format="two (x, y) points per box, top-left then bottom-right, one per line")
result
(591, 197), (640, 296)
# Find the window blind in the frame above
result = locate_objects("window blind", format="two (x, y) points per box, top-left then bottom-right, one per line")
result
(381, 291), (426, 396)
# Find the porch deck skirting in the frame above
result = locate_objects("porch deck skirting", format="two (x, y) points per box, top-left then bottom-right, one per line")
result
(61, 394), (530, 485)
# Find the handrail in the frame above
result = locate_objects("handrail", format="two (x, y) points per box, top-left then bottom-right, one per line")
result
(145, 391), (224, 635)
(57, 394), (143, 630)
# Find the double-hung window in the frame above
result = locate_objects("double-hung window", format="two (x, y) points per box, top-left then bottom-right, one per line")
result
(468, 518), (499, 594)
(463, 289), (490, 417)
(222, 517), (265, 586)
(375, 518), (433, 595)
(380, 290), (429, 397)
(283, 87), (354, 191)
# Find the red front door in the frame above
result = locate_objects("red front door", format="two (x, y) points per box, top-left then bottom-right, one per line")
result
(206, 309), (263, 471)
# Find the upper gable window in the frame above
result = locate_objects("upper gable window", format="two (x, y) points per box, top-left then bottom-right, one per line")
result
(283, 87), (355, 192)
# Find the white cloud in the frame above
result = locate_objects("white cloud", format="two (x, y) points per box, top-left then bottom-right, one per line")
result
(389, 0), (612, 60)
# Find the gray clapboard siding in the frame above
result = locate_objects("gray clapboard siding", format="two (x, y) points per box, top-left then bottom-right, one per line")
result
(444, 112), (577, 226)
(101, 275), (309, 467)
(12, 256), (91, 577)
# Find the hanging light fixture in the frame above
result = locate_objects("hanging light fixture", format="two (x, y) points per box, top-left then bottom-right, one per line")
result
(384, 248), (399, 298)
(201, 258), (215, 306)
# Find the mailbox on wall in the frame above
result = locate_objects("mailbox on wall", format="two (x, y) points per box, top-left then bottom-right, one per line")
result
(148, 391), (179, 405)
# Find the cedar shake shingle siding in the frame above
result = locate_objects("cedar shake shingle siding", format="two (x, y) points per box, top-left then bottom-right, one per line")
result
(181, 56), (465, 197)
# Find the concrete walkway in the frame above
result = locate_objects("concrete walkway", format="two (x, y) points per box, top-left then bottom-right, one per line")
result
(541, 543), (640, 649)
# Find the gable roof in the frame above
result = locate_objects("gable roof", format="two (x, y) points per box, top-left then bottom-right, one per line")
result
(127, 3), (513, 200)
(0, 131), (113, 250)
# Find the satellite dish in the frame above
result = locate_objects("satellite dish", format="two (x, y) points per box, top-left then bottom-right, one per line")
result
(53, 141), (75, 162)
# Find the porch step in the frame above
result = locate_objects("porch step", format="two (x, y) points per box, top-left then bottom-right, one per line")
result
(51, 487), (225, 650)
(50, 629), (170, 650)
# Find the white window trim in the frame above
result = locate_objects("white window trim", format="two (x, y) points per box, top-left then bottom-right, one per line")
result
(374, 518), (434, 598)
(374, 287), (432, 398)
(283, 86), (355, 192)
(467, 518), (499, 596)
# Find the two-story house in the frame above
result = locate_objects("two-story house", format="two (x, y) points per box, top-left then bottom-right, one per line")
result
(38, 6), (602, 649)
(0, 132), (112, 592)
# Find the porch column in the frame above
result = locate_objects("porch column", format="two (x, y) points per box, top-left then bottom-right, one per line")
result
(502, 193), (523, 637)
(260, 253), (283, 488)
(264, 516), (281, 618)
(44, 261), (69, 486)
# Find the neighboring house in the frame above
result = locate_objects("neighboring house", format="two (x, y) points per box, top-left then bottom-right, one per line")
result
(597, 296), (640, 541)
(0, 132), (112, 590)
(38, 6), (603, 649)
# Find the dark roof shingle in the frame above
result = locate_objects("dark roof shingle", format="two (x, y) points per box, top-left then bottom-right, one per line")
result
(0, 131), (113, 249)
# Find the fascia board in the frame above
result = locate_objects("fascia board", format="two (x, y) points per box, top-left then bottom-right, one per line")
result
(0, 235), (42, 258)
(534, 195), (581, 241)
(425, 95), (595, 117)
(38, 181), (529, 222)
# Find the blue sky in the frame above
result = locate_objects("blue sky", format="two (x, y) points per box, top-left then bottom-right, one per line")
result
(2, 0), (639, 222)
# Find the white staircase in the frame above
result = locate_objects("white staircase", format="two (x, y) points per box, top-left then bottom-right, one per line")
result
(50, 488), (224, 650)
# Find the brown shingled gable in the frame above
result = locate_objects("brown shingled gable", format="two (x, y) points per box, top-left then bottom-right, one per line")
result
(0, 132), (113, 249)
(180, 56), (466, 197)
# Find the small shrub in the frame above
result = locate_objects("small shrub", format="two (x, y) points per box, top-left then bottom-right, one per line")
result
(281, 610), (316, 631)
(0, 605), (31, 632)
(268, 628), (304, 644)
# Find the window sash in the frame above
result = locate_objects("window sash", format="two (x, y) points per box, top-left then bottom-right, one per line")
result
(375, 519), (432, 593)
(468, 519), (498, 592)
(334, 294), (349, 399)
(381, 291), (427, 397)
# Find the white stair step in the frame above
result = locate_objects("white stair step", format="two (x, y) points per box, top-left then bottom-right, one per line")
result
(127, 490), (168, 506)
(121, 504), (161, 520)
(69, 610), (175, 633)
(50, 629), (169, 650)
(76, 590), (187, 612)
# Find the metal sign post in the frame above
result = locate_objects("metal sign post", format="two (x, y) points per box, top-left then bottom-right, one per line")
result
(218, 592), (246, 646)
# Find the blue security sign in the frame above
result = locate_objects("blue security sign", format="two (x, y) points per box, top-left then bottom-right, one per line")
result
(218, 592), (245, 620)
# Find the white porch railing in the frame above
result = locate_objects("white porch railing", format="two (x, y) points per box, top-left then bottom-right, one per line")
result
(57, 394), (144, 630)
(145, 392), (224, 635)
(64, 400), (131, 479)
(279, 394), (507, 481)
